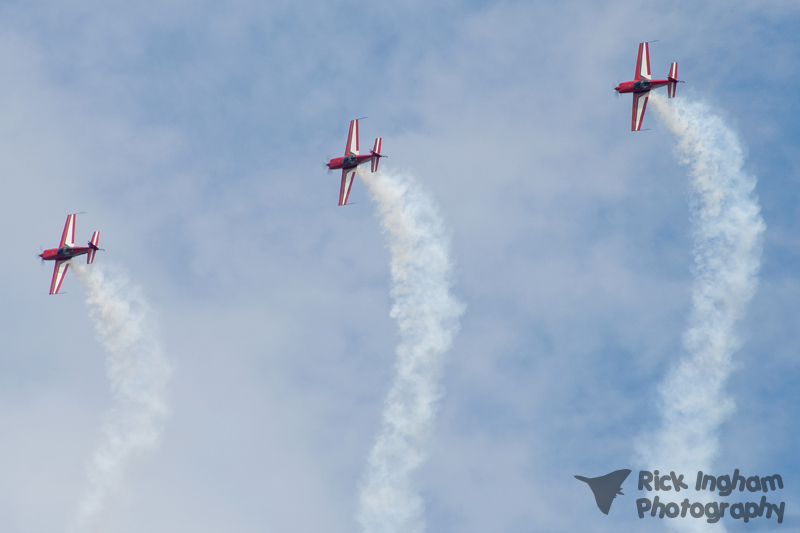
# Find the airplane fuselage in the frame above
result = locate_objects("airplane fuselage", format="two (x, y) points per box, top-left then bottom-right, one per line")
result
(327, 154), (374, 171)
(615, 78), (671, 94)
(40, 246), (92, 262)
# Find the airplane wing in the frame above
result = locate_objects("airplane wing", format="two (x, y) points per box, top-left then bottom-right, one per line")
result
(344, 119), (359, 156)
(49, 259), (69, 295)
(339, 168), (358, 206)
(631, 91), (650, 131)
(634, 42), (651, 81)
(60, 214), (76, 247)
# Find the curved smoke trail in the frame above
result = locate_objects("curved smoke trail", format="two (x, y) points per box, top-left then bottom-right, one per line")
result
(356, 168), (464, 533)
(636, 94), (765, 530)
(71, 263), (172, 532)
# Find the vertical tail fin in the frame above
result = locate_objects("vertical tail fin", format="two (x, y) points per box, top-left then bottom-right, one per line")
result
(667, 62), (678, 98)
(370, 137), (383, 172)
(87, 231), (100, 264)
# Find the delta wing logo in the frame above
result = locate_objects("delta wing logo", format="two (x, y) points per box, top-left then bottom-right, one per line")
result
(575, 469), (632, 514)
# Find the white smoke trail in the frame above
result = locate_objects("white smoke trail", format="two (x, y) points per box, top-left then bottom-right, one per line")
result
(636, 94), (765, 530)
(356, 168), (464, 533)
(71, 263), (171, 532)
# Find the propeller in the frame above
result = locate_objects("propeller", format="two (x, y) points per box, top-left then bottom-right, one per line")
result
(38, 245), (44, 266)
(325, 155), (333, 175)
(612, 79), (621, 99)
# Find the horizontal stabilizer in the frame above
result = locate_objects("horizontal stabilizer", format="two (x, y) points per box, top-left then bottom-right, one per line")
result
(667, 81), (677, 98)
(87, 231), (100, 264)
(667, 62), (679, 98)
(370, 137), (383, 172)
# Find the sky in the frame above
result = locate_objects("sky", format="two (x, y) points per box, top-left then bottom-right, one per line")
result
(0, 0), (798, 531)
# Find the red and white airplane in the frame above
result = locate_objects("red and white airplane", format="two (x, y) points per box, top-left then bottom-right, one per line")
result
(39, 214), (102, 294)
(326, 119), (385, 205)
(615, 42), (682, 131)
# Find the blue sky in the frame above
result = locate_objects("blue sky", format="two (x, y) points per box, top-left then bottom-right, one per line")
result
(0, 1), (798, 531)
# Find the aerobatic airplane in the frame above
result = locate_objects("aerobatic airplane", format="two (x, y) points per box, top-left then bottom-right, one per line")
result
(39, 214), (102, 294)
(326, 119), (385, 205)
(615, 42), (682, 131)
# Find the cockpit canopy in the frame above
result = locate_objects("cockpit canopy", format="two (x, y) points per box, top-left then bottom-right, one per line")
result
(633, 80), (651, 91)
(57, 247), (73, 255)
(343, 155), (357, 165)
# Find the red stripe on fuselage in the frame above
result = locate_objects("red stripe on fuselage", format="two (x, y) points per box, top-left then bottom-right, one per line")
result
(39, 246), (92, 261)
(326, 154), (374, 170)
(615, 79), (671, 94)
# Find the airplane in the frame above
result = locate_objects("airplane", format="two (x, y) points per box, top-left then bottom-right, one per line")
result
(39, 214), (102, 294)
(614, 42), (682, 131)
(326, 119), (385, 205)
(575, 469), (632, 515)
